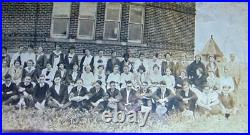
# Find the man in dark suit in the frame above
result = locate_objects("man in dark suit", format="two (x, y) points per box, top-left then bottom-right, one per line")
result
(33, 74), (50, 110)
(2, 74), (19, 105)
(47, 75), (69, 108)
(89, 80), (108, 112)
(119, 81), (140, 112)
(68, 79), (90, 110)
(106, 81), (122, 111)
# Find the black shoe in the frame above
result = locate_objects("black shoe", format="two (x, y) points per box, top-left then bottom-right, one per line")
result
(225, 113), (230, 119)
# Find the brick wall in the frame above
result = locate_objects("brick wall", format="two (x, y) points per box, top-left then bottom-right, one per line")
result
(2, 2), (196, 60)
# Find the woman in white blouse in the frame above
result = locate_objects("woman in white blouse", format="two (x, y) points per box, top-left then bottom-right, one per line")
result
(81, 65), (95, 91)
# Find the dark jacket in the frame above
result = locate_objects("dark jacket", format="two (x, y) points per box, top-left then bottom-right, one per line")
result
(89, 87), (108, 103)
(64, 54), (78, 69)
(2, 82), (18, 101)
(106, 58), (120, 74)
(33, 83), (50, 103)
(65, 70), (81, 85)
(80, 55), (94, 73)
(120, 88), (139, 104)
(18, 82), (34, 95)
(36, 54), (47, 70)
(161, 61), (175, 76)
(48, 84), (68, 104)
(186, 61), (205, 79)
(48, 52), (64, 68)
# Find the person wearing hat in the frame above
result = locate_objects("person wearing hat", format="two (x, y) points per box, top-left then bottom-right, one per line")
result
(64, 45), (79, 70)
(47, 75), (69, 109)
(186, 55), (206, 81)
(2, 74), (19, 105)
(88, 80), (108, 112)
(206, 55), (219, 77)
(119, 81), (140, 112)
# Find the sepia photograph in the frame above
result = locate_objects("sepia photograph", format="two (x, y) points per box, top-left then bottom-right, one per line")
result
(2, 2), (248, 132)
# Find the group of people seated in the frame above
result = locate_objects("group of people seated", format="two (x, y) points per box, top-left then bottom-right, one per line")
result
(2, 44), (240, 118)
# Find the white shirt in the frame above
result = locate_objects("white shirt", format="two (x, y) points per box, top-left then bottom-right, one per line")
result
(134, 59), (149, 73)
(72, 71), (78, 82)
(68, 53), (75, 63)
(126, 89), (130, 104)
(162, 75), (175, 90)
(120, 72), (134, 85)
(107, 72), (121, 84)
(220, 75), (235, 92)
(94, 56), (107, 71)
(55, 84), (60, 95)
(81, 72), (95, 87)
(94, 71), (106, 84)
(83, 55), (93, 67)
(23, 52), (36, 65)
(148, 59), (162, 74)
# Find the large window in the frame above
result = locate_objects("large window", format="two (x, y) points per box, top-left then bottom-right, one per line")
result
(104, 3), (121, 40)
(51, 2), (71, 38)
(128, 5), (144, 43)
(78, 2), (97, 39)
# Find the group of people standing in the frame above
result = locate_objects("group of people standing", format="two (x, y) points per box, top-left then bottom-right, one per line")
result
(2, 44), (241, 117)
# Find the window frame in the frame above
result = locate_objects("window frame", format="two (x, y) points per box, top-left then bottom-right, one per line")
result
(128, 4), (145, 43)
(50, 2), (71, 39)
(77, 2), (97, 40)
(103, 3), (122, 41)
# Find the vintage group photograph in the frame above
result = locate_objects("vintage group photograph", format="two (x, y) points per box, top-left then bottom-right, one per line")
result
(2, 2), (248, 132)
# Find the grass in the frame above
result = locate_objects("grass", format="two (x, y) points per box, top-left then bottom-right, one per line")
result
(2, 76), (248, 132)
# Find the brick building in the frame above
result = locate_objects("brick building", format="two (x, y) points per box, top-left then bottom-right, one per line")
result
(2, 2), (196, 60)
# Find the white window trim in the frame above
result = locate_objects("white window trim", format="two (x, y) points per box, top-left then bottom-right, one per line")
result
(50, 3), (71, 39)
(103, 3), (122, 41)
(77, 3), (97, 40)
(128, 5), (145, 43)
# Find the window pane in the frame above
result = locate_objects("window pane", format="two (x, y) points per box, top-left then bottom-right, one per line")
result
(104, 21), (119, 40)
(79, 2), (97, 19)
(79, 19), (94, 38)
(52, 18), (68, 35)
(128, 24), (142, 42)
(53, 2), (71, 17)
(106, 3), (121, 21)
(130, 5), (143, 23)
